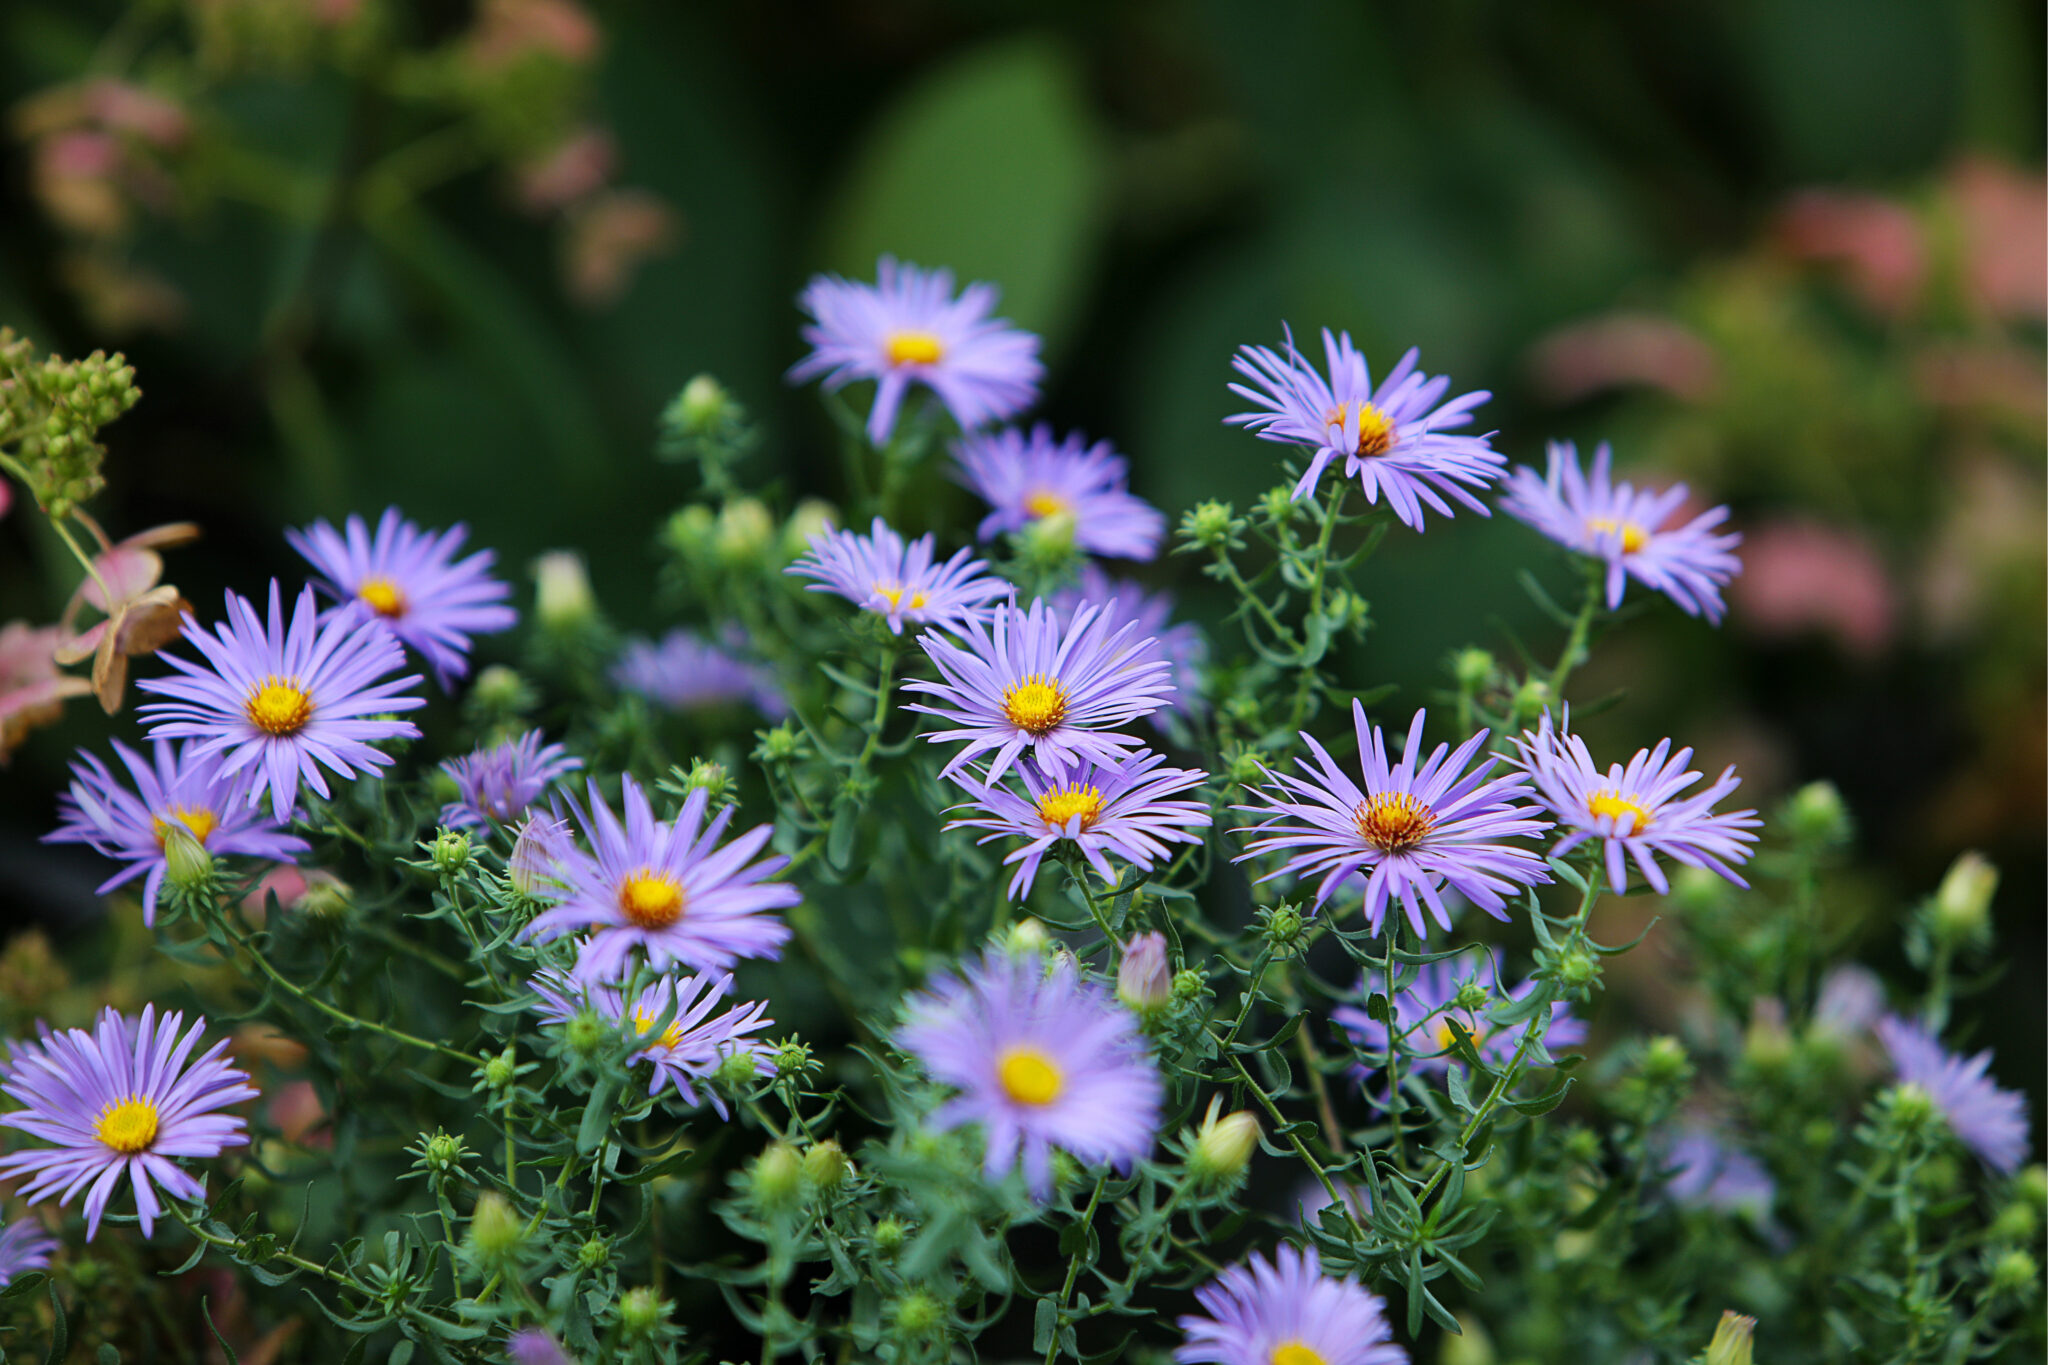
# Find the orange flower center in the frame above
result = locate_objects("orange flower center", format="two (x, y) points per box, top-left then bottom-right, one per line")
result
(358, 577), (408, 618)
(151, 806), (219, 849)
(1586, 517), (1650, 554)
(631, 1009), (687, 1051)
(884, 330), (944, 367)
(246, 677), (313, 737)
(1587, 791), (1654, 832)
(1002, 676), (1068, 736)
(1353, 792), (1435, 853)
(95, 1095), (160, 1154)
(616, 870), (685, 929)
(1036, 784), (1106, 832)
(1327, 401), (1396, 458)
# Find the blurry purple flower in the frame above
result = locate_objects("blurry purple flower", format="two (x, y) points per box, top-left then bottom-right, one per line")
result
(0, 1215), (55, 1286)
(440, 730), (581, 829)
(1660, 1125), (1776, 1218)
(612, 628), (786, 718)
(1876, 1014), (2029, 1173)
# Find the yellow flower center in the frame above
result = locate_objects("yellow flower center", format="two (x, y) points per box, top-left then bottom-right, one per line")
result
(1353, 792), (1435, 854)
(1587, 790), (1655, 833)
(151, 807), (219, 849)
(874, 583), (929, 612)
(884, 330), (945, 367)
(1270, 1343), (1329, 1365)
(997, 1046), (1064, 1106)
(246, 677), (313, 737)
(1036, 784), (1106, 832)
(95, 1095), (160, 1154)
(631, 1009), (687, 1051)
(358, 576), (408, 618)
(1024, 489), (1071, 519)
(1002, 676), (1068, 736)
(1328, 401), (1396, 458)
(616, 870), (685, 929)
(1433, 1016), (1484, 1053)
(1586, 517), (1650, 554)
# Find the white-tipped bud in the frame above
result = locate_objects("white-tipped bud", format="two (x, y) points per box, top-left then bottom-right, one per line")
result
(532, 551), (595, 630)
(1117, 931), (1172, 1013)
(1186, 1096), (1260, 1188)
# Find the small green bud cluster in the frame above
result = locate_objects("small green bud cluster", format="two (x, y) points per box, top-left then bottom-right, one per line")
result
(1925, 850), (1997, 950)
(656, 372), (760, 475)
(411, 1129), (471, 1180)
(617, 1285), (674, 1341)
(753, 722), (807, 764)
(1260, 903), (1305, 952)
(463, 1192), (525, 1271)
(0, 329), (141, 515)
(1783, 780), (1852, 846)
(1180, 499), (1246, 552)
(430, 827), (471, 874)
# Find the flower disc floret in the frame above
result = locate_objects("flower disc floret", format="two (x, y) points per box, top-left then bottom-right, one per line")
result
(954, 424), (1166, 561)
(46, 738), (306, 926)
(1233, 705), (1551, 938)
(787, 256), (1042, 446)
(136, 582), (423, 824)
(1228, 326), (1502, 531)
(787, 516), (1010, 636)
(1499, 442), (1742, 622)
(905, 598), (1175, 783)
(522, 776), (797, 983)
(287, 506), (516, 689)
(899, 952), (1161, 1200)
(0, 1005), (256, 1239)
(1175, 1243), (1408, 1365)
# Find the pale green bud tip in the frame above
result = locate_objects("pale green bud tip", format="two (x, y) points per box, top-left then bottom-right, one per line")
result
(1513, 678), (1552, 712)
(1171, 968), (1204, 1002)
(1642, 1035), (1692, 1085)
(1992, 1248), (2039, 1294)
(469, 664), (531, 711)
(803, 1139), (852, 1191)
(663, 504), (716, 553)
(1263, 904), (1304, 948)
(682, 758), (731, 799)
(1185, 500), (1238, 547)
(577, 1236), (609, 1269)
(1117, 931), (1173, 1012)
(2018, 1164), (2048, 1211)
(892, 1290), (944, 1336)
(673, 373), (729, 433)
(1187, 1098), (1260, 1187)
(1882, 1081), (1939, 1134)
(431, 828), (470, 874)
(532, 551), (595, 628)
(1556, 948), (1599, 990)
(1670, 863), (1730, 915)
(1439, 1315), (1496, 1365)
(1786, 780), (1849, 842)
(1453, 648), (1496, 691)
(1932, 851), (1997, 941)
(161, 824), (214, 890)
(782, 498), (837, 556)
(750, 1141), (804, 1209)
(421, 1131), (466, 1174)
(715, 498), (774, 564)
(714, 1049), (762, 1093)
(1703, 1311), (1755, 1365)
(295, 874), (351, 919)
(873, 1217), (907, 1254)
(1007, 918), (1051, 956)
(1017, 510), (1078, 566)
(1259, 485), (1297, 524)
(565, 1011), (608, 1055)
(1454, 980), (1491, 1013)
(618, 1285), (670, 1337)
(483, 1047), (517, 1090)
(466, 1192), (524, 1261)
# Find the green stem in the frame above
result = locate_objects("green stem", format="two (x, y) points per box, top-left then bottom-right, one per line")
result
(1545, 578), (1603, 704)
(1383, 920), (1406, 1165)
(1302, 478), (1349, 624)
(1223, 1046), (1341, 1205)
(1041, 1174), (1109, 1365)
(1210, 549), (1296, 649)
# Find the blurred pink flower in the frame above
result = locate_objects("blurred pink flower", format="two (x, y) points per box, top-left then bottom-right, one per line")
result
(81, 80), (190, 149)
(54, 522), (201, 713)
(0, 622), (93, 764)
(1528, 313), (1719, 404)
(563, 189), (678, 306)
(515, 126), (615, 214)
(1777, 189), (1926, 317)
(466, 0), (602, 70)
(1732, 519), (1896, 659)
(1919, 456), (2046, 640)
(1950, 158), (2046, 322)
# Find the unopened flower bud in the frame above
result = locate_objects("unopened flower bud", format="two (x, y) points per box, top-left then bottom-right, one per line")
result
(465, 1192), (524, 1267)
(1259, 484), (1298, 526)
(1785, 780), (1850, 844)
(1555, 948), (1599, 991)
(1641, 1035), (1692, 1087)
(1172, 968), (1204, 1002)
(161, 823), (214, 890)
(618, 1285), (670, 1339)
(431, 828), (471, 874)
(1991, 1247), (2039, 1296)
(669, 373), (731, 437)
(1224, 747), (1266, 787)
(532, 551), (595, 630)
(1187, 1097), (1260, 1188)
(714, 498), (774, 566)
(892, 1290), (944, 1338)
(662, 504), (716, 556)
(750, 1141), (804, 1211)
(1702, 1310), (1755, 1365)
(1880, 1081), (1939, 1138)
(294, 873), (351, 919)
(1183, 500), (1240, 550)
(483, 1046), (517, 1092)
(680, 757), (732, 803)
(1439, 1315), (1496, 1365)
(1007, 918), (1051, 957)
(715, 1049), (764, 1095)
(1263, 904), (1304, 950)
(1511, 677), (1551, 718)
(1452, 648), (1495, 692)
(754, 722), (804, 764)
(577, 1235), (609, 1269)
(565, 1010), (607, 1056)
(1669, 864), (1730, 916)
(1742, 999), (1793, 1076)
(1989, 1199), (2038, 1245)
(1930, 851), (1997, 945)
(873, 1216), (907, 1255)
(1117, 932), (1172, 1013)
(1454, 980), (1491, 1014)
(772, 1037), (812, 1078)
(469, 664), (532, 714)
(1017, 511), (1078, 570)
(2019, 1164), (2047, 1211)
(782, 499), (837, 557)
(803, 1139), (852, 1192)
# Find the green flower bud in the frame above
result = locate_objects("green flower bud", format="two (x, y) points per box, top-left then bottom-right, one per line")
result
(892, 1289), (944, 1338)
(1741, 1001), (1793, 1076)
(1439, 1315), (1496, 1365)
(419, 1130), (468, 1177)
(618, 1285), (671, 1339)
(294, 873), (352, 920)
(680, 758), (732, 803)
(1117, 931), (1173, 1013)
(662, 504), (716, 556)
(1172, 968), (1204, 1002)
(1669, 864), (1731, 916)
(464, 1192), (524, 1268)
(754, 722), (805, 764)
(532, 551), (595, 630)
(1454, 980), (1491, 1014)
(161, 823), (215, 891)
(2019, 1164), (2047, 1211)
(1006, 918), (1051, 957)
(1555, 949), (1599, 992)
(803, 1139), (852, 1192)
(1263, 904), (1304, 950)
(468, 664), (533, 715)
(714, 498), (775, 566)
(1702, 1310), (1756, 1365)
(1991, 1247), (2039, 1296)
(577, 1235), (610, 1270)
(1259, 484), (1298, 526)
(773, 1037), (815, 1078)
(565, 1010), (608, 1056)
(1641, 1035), (1692, 1087)
(1785, 780), (1850, 844)
(1186, 1098), (1260, 1189)
(1224, 746), (1267, 787)
(1880, 1081), (1939, 1138)
(431, 828), (471, 874)
(1930, 851), (1997, 946)
(873, 1216), (908, 1255)
(1182, 500), (1241, 551)
(715, 1049), (763, 1095)
(669, 373), (731, 437)
(1511, 677), (1551, 717)
(1452, 648), (1496, 692)
(1016, 511), (1080, 574)
(782, 498), (837, 558)
(1561, 1125), (1601, 1165)
(750, 1141), (804, 1211)
(483, 1046), (517, 1092)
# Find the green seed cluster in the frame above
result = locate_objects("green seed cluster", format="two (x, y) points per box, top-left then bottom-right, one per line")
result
(0, 327), (141, 516)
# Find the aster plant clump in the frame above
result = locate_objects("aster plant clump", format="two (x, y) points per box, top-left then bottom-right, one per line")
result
(0, 256), (2038, 1365)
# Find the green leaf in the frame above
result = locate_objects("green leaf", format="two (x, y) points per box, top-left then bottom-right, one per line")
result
(200, 1299), (238, 1365)
(576, 1075), (619, 1156)
(1032, 1296), (1058, 1355)
(1506, 1077), (1574, 1116)
(40, 1279), (65, 1365)
(819, 38), (1107, 355)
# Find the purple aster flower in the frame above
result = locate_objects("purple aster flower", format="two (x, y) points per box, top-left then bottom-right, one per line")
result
(287, 506), (516, 689)
(899, 951), (1161, 1200)
(1659, 1125), (1776, 1218)
(1813, 963), (1887, 1037)
(136, 582), (424, 824)
(531, 968), (773, 1117)
(508, 813), (575, 901)
(903, 598), (1175, 783)
(1228, 326), (1502, 530)
(788, 256), (1043, 447)
(1233, 705), (1551, 938)
(0, 1005), (256, 1240)
(522, 776), (797, 983)
(787, 516), (1012, 636)
(506, 1328), (575, 1365)
(1499, 441), (1742, 622)
(946, 750), (1211, 900)
(1176, 1243), (1408, 1365)
(1512, 714), (1760, 896)
(612, 629), (786, 718)
(1049, 564), (1207, 725)
(439, 730), (581, 829)
(1333, 949), (1586, 1100)
(1876, 1014), (2030, 1174)
(954, 424), (1166, 561)
(45, 739), (308, 926)
(0, 1216), (56, 1286)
